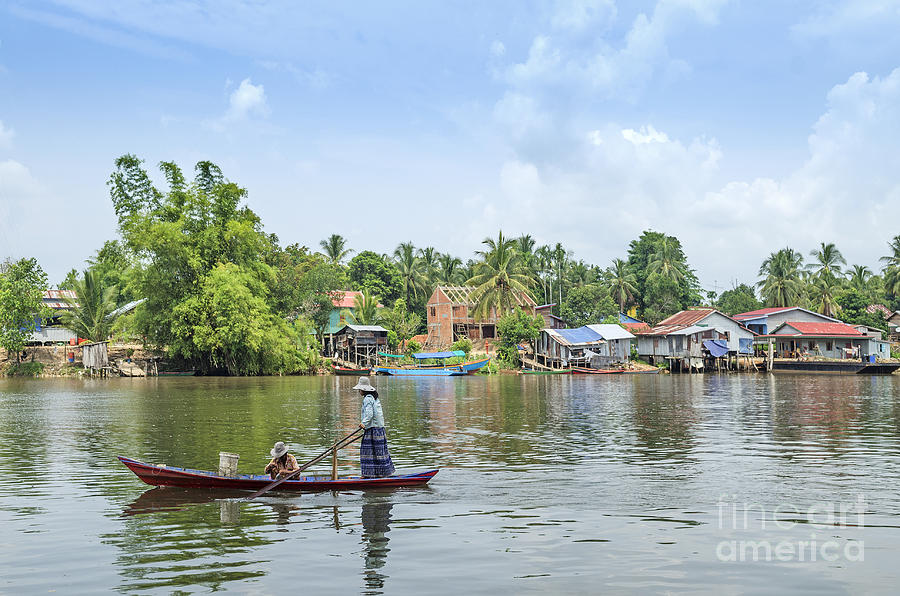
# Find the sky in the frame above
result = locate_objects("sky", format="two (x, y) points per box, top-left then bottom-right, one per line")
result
(2, 0), (900, 294)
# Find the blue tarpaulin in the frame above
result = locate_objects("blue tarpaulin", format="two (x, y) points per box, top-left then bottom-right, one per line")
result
(553, 327), (604, 344)
(738, 338), (753, 354)
(413, 350), (466, 359)
(703, 339), (729, 357)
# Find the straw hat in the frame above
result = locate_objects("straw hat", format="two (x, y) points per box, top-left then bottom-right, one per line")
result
(352, 376), (376, 392)
(270, 441), (288, 458)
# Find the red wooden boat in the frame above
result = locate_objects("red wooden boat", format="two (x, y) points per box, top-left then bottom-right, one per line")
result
(118, 456), (438, 492)
(572, 367), (624, 374)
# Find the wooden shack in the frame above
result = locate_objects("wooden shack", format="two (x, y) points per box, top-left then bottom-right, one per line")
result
(333, 325), (388, 367)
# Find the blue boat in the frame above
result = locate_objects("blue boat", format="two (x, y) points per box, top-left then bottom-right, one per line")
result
(372, 366), (468, 376)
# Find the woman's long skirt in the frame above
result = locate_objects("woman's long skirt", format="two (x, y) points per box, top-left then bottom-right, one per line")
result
(360, 427), (395, 478)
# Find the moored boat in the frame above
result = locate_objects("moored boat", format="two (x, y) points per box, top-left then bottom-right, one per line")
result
(118, 456), (438, 492)
(770, 360), (900, 375)
(158, 371), (196, 376)
(372, 366), (467, 376)
(572, 367), (624, 374)
(521, 369), (572, 375)
(334, 366), (371, 376)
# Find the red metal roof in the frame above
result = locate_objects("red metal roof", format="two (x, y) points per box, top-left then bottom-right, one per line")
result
(777, 321), (862, 336)
(622, 321), (650, 333)
(656, 308), (717, 327)
(866, 304), (892, 318)
(331, 291), (384, 309)
(732, 306), (795, 320)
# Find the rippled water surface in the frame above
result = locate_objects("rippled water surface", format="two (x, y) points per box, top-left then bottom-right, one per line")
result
(2, 374), (900, 594)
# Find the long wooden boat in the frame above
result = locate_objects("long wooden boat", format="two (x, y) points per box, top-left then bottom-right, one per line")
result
(572, 367), (624, 374)
(372, 366), (467, 376)
(118, 456), (438, 492)
(158, 371), (196, 377)
(770, 360), (900, 375)
(621, 369), (661, 374)
(458, 356), (490, 372)
(334, 366), (371, 376)
(522, 369), (572, 375)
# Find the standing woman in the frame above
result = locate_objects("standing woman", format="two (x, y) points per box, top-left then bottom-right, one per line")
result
(353, 376), (395, 478)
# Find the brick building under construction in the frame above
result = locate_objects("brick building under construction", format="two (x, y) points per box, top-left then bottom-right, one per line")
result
(425, 285), (536, 348)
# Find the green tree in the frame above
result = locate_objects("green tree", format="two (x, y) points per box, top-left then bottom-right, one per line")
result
(560, 284), (617, 327)
(716, 283), (761, 316)
(836, 289), (888, 333)
(436, 253), (464, 285)
(757, 248), (804, 307)
(60, 269), (119, 342)
(847, 264), (874, 299)
(393, 242), (426, 306)
(605, 258), (637, 313)
(87, 240), (136, 306)
(808, 242), (846, 278)
(810, 273), (842, 318)
(626, 230), (700, 314)
(0, 258), (50, 362)
(319, 234), (353, 265)
(380, 298), (421, 344)
(467, 231), (533, 320)
(642, 273), (683, 324)
(647, 236), (685, 283)
(107, 155), (297, 375)
(495, 309), (544, 367)
(348, 251), (403, 304)
(349, 289), (381, 325)
(298, 262), (347, 343)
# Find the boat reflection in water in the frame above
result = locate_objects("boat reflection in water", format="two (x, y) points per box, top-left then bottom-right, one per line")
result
(360, 496), (394, 593)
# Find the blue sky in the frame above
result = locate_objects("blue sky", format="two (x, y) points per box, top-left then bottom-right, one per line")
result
(2, 1), (900, 294)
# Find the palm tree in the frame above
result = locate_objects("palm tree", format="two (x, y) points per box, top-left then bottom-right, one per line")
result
(810, 273), (841, 318)
(807, 242), (846, 278)
(319, 234), (353, 265)
(647, 237), (685, 282)
(847, 264), (871, 289)
(550, 243), (570, 306)
(567, 261), (593, 287)
(467, 231), (533, 320)
(880, 235), (900, 270)
(436, 253), (463, 285)
(60, 270), (119, 342)
(606, 258), (637, 313)
(393, 242), (425, 305)
(349, 289), (381, 325)
(535, 245), (553, 304)
(757, 248), (804, 307)
(418, 246), (439, 290)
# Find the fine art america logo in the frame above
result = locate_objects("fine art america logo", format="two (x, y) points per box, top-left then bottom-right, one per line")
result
(716, 495), (866, 563)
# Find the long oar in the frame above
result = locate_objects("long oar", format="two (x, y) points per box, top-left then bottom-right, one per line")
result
(247, 428), (365, 499)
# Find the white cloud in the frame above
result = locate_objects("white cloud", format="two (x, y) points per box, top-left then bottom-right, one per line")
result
(0, 120), (13, 150)
(478, 66), (900, 289)
(489, 40), (506, 57)
(206, 78), (270, 132)
(500, 0), (729, 101)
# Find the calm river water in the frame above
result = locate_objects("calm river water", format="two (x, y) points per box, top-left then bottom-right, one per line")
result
(2, 374), (900, 594)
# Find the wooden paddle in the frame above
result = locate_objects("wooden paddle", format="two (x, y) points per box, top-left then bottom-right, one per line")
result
(247, 428), (365, 499)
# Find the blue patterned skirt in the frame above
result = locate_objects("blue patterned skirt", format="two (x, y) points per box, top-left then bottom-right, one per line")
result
(360, 427), (395, 478)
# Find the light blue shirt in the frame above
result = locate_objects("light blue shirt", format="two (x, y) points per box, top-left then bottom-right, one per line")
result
(361, 394), (385, 429)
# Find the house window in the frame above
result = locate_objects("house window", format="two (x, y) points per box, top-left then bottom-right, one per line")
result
(826, 341), (833, 351)
(430, 307), (436, 317)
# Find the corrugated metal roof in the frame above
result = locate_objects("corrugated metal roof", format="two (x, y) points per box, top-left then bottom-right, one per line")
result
(545, 327), (604, 347)
(585, 324), (635, 340)
(776, 322), (862, 336)
(331, 291), (384, 309)
(43, 289), (76, 300)
(866, 304), (892, 318)
(340, 324), (388, 332)
(733, 306), (839, 323)
(656, 308), (717, 327)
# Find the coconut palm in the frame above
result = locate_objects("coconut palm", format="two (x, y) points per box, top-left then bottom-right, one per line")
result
(647, 237), (685, 282)
(418, 246), (439, 290)
(606, 258), (638, 313)
(567, 261), (593, 288)
(535, 245), (553, 304)
(393, 242), (426, 305)
(550, 243), (570, 306)
(467, 231), (533, 320)
(880, 235), (900, 270)
(757, 248), (804, 307)
(436, 253), (463, 285)
(810, 273), (841, 318)
(349, 289), (381, 325)
(60, 269), (119, 342)
(807, 242), (846, 278)
(319, 234), (353, 265)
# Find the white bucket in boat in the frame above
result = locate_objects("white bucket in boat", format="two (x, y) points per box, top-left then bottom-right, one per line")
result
(218, 452), (239, 477)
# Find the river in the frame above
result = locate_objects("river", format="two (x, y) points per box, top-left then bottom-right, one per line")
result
(1, 374), (899, 594)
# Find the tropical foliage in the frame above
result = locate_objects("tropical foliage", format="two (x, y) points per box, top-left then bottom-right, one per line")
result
(60, 269), (119, 342)
(0, 258), (50, 361)
(466, 231), (533, 320)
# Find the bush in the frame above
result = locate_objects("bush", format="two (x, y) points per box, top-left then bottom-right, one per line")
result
(3, 362), (45, 377)
(450, 338), (473, 356)
(405, 339), (422, 358)
(496, 309), (544, 368)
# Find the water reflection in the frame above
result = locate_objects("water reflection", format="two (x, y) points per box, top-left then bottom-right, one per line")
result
(360, 496), (393, 594)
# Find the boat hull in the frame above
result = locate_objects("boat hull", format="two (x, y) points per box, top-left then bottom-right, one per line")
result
(459, 357), (490, 372)
(334, 367), (371, 376)
(118, 456), (438, 491)
(373, 367), (467, 376)
(522, 369), (572, 375)
(770, 361), (900, 375)
(572, 367), (624, 374)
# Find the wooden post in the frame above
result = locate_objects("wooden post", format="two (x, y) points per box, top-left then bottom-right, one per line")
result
(768, 338), (774, 371)
(331, 440), (338, 481)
